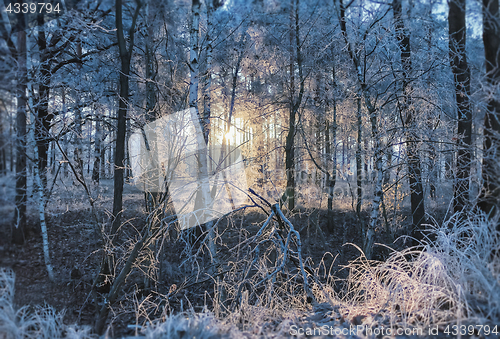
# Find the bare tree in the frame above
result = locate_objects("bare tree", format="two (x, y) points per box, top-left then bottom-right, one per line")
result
(190, 0), (217, 264)
(93, 0), (142, 313)
(27, 39), (54, 280)
(111, 0), (142, 235)
(91, 112), (102, 183)
(325, 64), (338, 232)
(393, 0), (425, 243)
(338, 0), (390, 259)
(355, 96), (362, 226)
(449, 0), (472, 213)
(282, 0), (305, 211)
(12, 26), (27, 245)
(479, 0), (500, 226)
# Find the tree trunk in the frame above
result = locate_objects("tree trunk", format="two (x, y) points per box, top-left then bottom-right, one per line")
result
(100, 141), (106, 179)
(144, 0), (160, 203)
(424, 1), (438, 200)
(10, 111), (14, 173)
(325, 83), (337, 232)
(0, 110), (5, 175)
(190, 0), (217, 264)
(449, 0), (472, 213)
(355, 96), (363, 228)
(27, 41), (54, 280)
(282, 0), (305, 211)
(479, 0), (500, 224)
(324, 62), (338, 233)
(393, 0), (425, 243)
(142, 0), (162, 293)
(202, 0), (214, 144)
(12, 28), (27, 245)
(339, 0), (384, 259)
(92, 116), (101, 183)
(73, 42), (84, 182)
(35, 15), (53, 190)
(94, 1), (142, 333)
(190, 0), (203, 232)
(111, 0), (141, 235)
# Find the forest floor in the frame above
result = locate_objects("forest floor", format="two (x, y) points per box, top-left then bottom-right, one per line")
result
(1, 172), (486, 338)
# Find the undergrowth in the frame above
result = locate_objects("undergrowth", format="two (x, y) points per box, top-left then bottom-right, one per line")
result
(335, 210), (500, 334)
(1, 210), (499, 338)
(0, 269), (93, 339)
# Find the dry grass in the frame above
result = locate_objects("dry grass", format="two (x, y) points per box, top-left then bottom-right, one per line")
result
(0, 268), (94, 339)
(142, 312), (223, 339)
(335, 210), (500, 333)
(1, 209), (499, 338)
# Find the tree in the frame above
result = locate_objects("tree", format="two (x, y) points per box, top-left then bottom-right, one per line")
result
(91, 112), (102, 183)
(0, 102), (8, 175)
(281, 0), (305, 211)
(338, 0), (390, 259)
(28, 6), (115, 189)
(393, 0), (425, 243)
(479, 0), (500, 226)
(111, 0), (142, 236)
(449, 0), (472, 213)
(27, 38), (54, 280)
(355, 95), (362, 225)
(189, 0), (217, 266)
(94, 0), (142, 315)
(326, 63), (338, 233)
(12, 26), (27, 245)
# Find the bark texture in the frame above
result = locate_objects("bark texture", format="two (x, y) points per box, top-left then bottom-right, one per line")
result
(449, 0), (472, 213)
(393, 0), (425, 243)
(12, 28), (27, 245)
(479, 0), (500, 225)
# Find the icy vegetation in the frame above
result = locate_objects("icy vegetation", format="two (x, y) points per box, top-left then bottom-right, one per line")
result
(1, 211), (499, 338)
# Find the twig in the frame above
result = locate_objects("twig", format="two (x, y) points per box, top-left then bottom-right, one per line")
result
(54, 139), (101, 237)
(44, 161), (62, 208)
(249, 188), (273, 208)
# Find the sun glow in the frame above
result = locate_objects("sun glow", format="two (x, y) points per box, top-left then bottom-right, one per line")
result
(214, 118), (244, 145)
(224, 126), (236, 141)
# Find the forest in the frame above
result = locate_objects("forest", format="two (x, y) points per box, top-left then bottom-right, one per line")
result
(0, 0), (499, 337)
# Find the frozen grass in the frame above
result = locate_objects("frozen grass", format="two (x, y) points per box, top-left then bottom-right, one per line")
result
(2, 210), (499, 338)
(140, 305), (305, 338)
(142, 312), (224, 339)
(431, 212), (500, 320)
(337, 210), (500, 332)
(0, 268), (94, 339)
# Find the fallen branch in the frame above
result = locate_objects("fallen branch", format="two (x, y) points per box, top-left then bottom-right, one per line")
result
(231, 192), (316, 309)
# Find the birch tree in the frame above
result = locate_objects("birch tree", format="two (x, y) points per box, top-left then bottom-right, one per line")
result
(201, 0), (215, 144)
(190, 0), (217, 265)
(28, 36), (54, 281)
(338, 0), (390, 259)
(355, 96), (363, 226)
